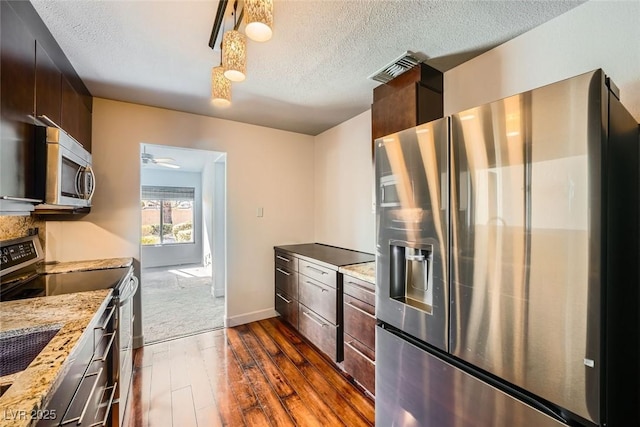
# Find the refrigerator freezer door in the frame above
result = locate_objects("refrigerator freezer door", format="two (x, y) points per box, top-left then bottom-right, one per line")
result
(449, 70), (603, 423)
(376, 326), (568, 427)
(375, 118), (449, 351)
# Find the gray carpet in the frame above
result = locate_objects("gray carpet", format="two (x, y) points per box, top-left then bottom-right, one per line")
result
(141, 266), (224, 344)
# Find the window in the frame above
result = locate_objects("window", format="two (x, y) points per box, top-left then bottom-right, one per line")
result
(141, 186), (195, 246)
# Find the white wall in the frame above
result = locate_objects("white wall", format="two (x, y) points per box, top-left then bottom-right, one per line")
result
(313, 110), (376, 253)
(47, 98), (315, 331)
(140, 168), (202, 268)
(444, 0), (640, 120)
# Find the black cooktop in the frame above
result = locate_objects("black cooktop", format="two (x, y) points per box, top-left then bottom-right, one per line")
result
(0, 235), (130, 302)
(1, 267), (130, 301)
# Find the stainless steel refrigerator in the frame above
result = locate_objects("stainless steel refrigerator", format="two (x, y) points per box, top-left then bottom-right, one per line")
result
(375, 69), (639, 426)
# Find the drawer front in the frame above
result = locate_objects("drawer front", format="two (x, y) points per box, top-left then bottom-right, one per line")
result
(275, 250), (298, 271)
(299, 259), (336, 288)
(275, 264), (298, 299)
(298, 303), (338, 361)
(344, 333), (375, 395)
(343, 294), (376, 350)
(275, 289), (298, 328)
(299, 275), (337, 324)
(343, 275), (376, 306)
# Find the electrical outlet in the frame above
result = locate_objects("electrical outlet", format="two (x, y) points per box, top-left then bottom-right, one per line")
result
(257, 207), (264, 217)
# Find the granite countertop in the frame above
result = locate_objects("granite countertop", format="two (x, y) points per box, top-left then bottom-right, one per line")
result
(339, 261), (376, 284)
(0, 290), (112, 427)
(39, 257), (133, 274)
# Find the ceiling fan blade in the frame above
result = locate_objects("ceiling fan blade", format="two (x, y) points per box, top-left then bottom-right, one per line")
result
(153, 157), (175, 163)
(157, 162), (180, 169)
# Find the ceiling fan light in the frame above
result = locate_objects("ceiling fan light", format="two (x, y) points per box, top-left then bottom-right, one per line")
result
(222, 30), (246, 82)
(245, 0), (273, 42)
(211, 66), (231, 107)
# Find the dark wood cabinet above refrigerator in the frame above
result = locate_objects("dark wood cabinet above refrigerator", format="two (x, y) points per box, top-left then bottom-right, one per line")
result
(371, 62), (443, 142)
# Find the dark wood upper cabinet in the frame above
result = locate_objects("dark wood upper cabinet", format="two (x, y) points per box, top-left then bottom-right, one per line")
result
(35, 40), (62, 125)
(371, 63), (444, 142)
(1, 2), (36, 123)
(1, 0), (92, 152)
(61, 76), (92, 151)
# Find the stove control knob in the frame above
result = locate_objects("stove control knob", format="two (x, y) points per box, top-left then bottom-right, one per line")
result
(2, 248), (7, 255)
(1, 255), (7, 263)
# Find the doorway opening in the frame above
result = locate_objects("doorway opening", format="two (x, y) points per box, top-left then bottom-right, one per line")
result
(139, 143), (227, 344)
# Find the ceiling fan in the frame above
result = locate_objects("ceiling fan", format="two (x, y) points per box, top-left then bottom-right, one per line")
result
(141, 148), (180, 169)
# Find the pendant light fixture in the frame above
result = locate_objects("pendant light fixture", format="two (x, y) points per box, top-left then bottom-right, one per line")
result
(245, 0), (273, 42)
(211, 66), (231, 107)
(222, 3), (247, 83)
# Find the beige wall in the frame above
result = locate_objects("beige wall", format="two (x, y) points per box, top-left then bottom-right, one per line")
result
(313, 110), (375, 253)
(47, 98), (315, 325)
(444, 0), (640, 120)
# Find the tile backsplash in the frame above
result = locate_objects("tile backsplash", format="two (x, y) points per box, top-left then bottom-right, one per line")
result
(0, 215), (46, 251)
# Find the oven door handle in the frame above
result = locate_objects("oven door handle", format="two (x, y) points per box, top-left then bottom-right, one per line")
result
(119, 276), (139, 306)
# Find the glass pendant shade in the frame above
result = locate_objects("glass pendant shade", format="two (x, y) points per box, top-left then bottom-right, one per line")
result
(211, 66), (231, 107)
(245, 0), (273, 42)
(222, 30), (247, 82)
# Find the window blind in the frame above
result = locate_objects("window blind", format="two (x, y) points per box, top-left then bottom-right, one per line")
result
(141, 186), (195, 201)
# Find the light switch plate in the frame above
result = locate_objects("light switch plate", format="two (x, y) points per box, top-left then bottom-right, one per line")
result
(257, 207), (264, 217)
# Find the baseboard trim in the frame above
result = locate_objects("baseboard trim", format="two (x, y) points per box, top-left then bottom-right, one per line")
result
(225, 308), (278, 327)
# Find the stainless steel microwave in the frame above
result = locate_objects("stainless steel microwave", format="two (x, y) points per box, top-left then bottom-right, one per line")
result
(34, 125), (95, 210)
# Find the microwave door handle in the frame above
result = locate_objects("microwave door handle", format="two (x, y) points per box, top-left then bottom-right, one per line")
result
(74, 166), (84, 199)
(85, 165), (96, 201)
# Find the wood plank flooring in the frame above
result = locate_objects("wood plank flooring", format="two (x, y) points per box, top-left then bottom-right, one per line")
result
(123, 317), (375, 427)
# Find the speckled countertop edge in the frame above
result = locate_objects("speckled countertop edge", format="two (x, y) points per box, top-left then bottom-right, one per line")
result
(339, 261), (376, 284)
(39, 257), (133, 274)
(0, 290), (112, 427)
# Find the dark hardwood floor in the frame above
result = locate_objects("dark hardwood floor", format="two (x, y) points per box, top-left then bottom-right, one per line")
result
(123, 317), (375, 426)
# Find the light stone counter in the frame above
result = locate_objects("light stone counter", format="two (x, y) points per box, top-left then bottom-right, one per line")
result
(0, 290), (112, 427)
(339, 261), (376, 284)
(39, 257), (133, 274)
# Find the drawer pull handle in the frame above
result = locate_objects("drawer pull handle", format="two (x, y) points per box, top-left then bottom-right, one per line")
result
(276, 293), (292, 304)
(345, 301), (376, 319)
(276, 267), (291, 276)
(276, 255), (291, 262)
(306, 265), (328, 275)
(62, 367), (104, 425)
(345, 340), (376, 366)
(96, 332), (117, 362)
(91, 382), (117, 427)
(347, 281), (375, 295)
(95, 305), (116, 331)
(302, 310), (327, 328)
(306, 280), (328, 293)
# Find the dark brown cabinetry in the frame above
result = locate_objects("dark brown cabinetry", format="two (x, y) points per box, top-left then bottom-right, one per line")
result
(35, 41), (62, 125)
(275, 250), (299, 328)
(342, 274), (376, 395)
(274, 244), (375, 364)
(371, 63), (443, 141)
(0, 0), (93, 155)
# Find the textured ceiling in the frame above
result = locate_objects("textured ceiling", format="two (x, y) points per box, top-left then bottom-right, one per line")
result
(31, 0), (585, 135)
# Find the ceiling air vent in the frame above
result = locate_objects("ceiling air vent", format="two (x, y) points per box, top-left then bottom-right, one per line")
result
(368, 51), (428, 84)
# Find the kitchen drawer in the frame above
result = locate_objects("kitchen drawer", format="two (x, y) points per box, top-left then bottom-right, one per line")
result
(343, 294), (376, 350)
(299, 275), (338, 324)
(275, 289), (298, 328)
(275, 250), (298, 271)
(299, 259), (336, 288)
(343, 274), (376, 307)
(344, 333), (375, 395)
(275, 264), (298, 299)
(298, 303), (339, 361)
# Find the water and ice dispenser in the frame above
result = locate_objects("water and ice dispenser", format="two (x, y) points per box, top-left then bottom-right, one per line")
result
(389, 241), (434, 313)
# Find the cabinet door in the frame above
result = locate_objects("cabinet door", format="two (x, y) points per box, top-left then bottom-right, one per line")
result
(0, 1), (36, 199)
(35, 41), (61, 124)
(61, 75), (92, 151)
